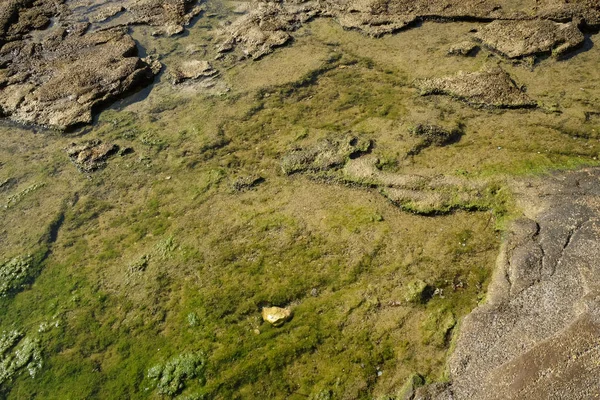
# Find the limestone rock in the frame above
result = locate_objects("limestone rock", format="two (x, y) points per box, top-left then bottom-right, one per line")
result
(475, 19), (585, 59)
(261, 306), (292, 327)
(416, 67), (537, 109)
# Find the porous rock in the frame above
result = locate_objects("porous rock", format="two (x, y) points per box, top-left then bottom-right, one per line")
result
(474, 19), (585, 59)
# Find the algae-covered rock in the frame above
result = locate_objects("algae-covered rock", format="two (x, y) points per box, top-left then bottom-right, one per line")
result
(261, 306), (292, 326)
(416, 67), (536, 109)
(281, 135), (372, 175)
(397, 373), (425, 400)
(169, 60), (218, 84)
(404, 279), (430, 303)
(408, 124), (463, 156)
(147, 352), (206, 396)
(0, 255), (34, 297)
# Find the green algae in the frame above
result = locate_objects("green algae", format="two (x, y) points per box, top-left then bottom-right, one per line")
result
(0, 6), (599, 400)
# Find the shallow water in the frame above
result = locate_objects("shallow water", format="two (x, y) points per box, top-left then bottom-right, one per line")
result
(1, 1), (599, 398)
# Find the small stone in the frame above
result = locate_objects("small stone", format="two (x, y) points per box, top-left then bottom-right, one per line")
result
(311, 288), (319, 297)
(261, 306), (292, 327)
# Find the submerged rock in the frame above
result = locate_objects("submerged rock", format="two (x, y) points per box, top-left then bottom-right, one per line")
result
(281, 135), (371, 175)
(66, 140), (119, 172)
(474, 19), (585, 59)
(168, 60), (218, 84)
(416, 67), (536, 109)
(261, 306), (292, 327)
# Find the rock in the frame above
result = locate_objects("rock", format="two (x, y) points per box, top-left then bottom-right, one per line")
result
(88, 5), (125, 23)
(281, 135), (372, 175)
(217, 0), (600, 60)
(261, 306), (292, 327)
(404, 279), (430, 303)
(430, 168), (600, 399)
(447, 41), (478, 56)
(397, 373), (425, 400)
(474, 19), (585, 59)
(416, 67), (537, 109)
(0, 26), (156, 129)
(66, 140), (119, 172)
(168, 60), (218, 84)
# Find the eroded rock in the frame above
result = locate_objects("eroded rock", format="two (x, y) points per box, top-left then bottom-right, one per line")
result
(416, 67), (536, 109)
(0, 27), (155, 129)
(447, 41), (478, 57)
(66, 140), (119, 172)
(474, 19), (585, 59)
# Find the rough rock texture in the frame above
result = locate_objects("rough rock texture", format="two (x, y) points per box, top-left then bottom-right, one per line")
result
(416, 67), (537, 109)
(423, 168), (600, 400)
(66, 140), (119, 172)
(0, 27), (154, 129)
(474, 19), (585, 59)
(0, 0), (206, 129)
(281, 135), (372, 175)
(218, 0), (600, 60)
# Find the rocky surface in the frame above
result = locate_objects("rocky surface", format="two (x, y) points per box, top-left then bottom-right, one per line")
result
(0, 0), (204, 129)
(0, 27), (154, 128)
(416, 67), (536, 109)
(474, 19), (585, 59)
(415, 168), (600, 400)
(218, 0), (600, 60)
(66, 140), (119, 172)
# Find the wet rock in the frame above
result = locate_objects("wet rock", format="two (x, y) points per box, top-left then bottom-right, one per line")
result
(0, 27), (156, 129)
(261, 306), (291, 327)
(474, 19), (585, 59)
(447, 41), (478, 56)
(416, 67), (537, 109)
(168, 60), (218, 84)
(66, 140), (119, 172)
(124, 0), (203, 31)
(281, 135), (371, 175)
(217, 2), (319, 60)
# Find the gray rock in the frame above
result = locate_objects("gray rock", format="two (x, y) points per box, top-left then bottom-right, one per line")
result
(433, 168), (600, 399)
